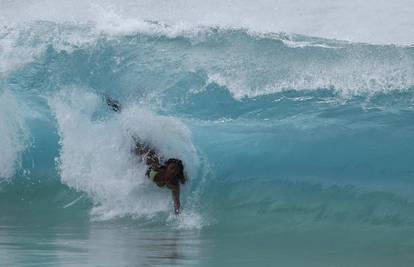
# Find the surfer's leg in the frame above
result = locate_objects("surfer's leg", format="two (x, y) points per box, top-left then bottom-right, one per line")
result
(134, 142), (150, 155)
(133, 142), (160, 167)
(105, 96), (121, 112)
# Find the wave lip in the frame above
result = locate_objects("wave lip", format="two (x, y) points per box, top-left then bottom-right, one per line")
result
(2, 18), (414, 98)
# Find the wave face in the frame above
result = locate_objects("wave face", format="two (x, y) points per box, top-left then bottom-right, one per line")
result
(1, 4), (414, 231)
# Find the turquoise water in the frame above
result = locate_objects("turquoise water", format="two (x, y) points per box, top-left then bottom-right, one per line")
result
(2, 224), (414, 267)
(1, 1), (414, 266)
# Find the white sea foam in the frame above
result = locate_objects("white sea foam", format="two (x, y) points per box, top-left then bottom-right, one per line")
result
(206, 49), (414, 99)
(0, 89), (28, 179)
(0, 26), (40, 78)
(1, 0), (414, 45)
(48, 88), (201, 225)
(0, 21), (99, 77)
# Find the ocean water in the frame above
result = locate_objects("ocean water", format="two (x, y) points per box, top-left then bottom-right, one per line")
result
(1, 1), (414, 266)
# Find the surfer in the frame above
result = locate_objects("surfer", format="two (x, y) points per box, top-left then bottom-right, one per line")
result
(134, 144), (186, 214)
(106, 96), (186, 214)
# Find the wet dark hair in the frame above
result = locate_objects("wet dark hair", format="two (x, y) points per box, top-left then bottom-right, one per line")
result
(165, 158), (186, 185)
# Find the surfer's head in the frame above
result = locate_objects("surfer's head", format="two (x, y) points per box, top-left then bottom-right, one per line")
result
(165, 158), (186, 185)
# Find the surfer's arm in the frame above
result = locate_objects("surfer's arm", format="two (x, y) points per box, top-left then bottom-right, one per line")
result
(171, 185), (180, 214)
